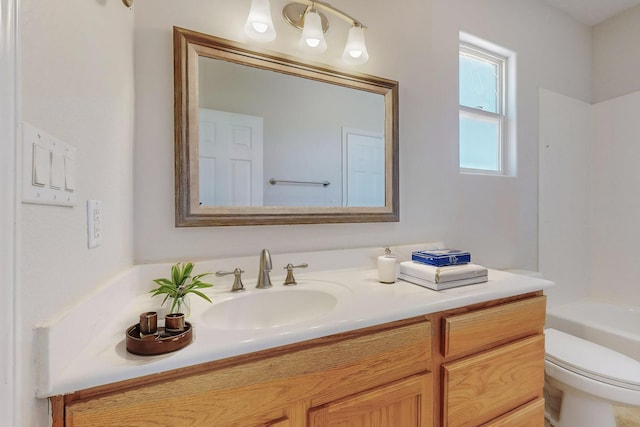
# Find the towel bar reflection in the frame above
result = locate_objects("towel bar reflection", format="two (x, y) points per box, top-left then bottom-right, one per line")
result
(269, 178), (330, 187)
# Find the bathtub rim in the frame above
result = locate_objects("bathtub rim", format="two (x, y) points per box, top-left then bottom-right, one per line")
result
(545, 298), (640, 361)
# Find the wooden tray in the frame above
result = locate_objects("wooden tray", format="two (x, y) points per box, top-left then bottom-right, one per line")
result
(126, 322), (193, 356)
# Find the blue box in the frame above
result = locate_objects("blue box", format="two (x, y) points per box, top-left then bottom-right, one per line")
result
(411, 249), (471, 267)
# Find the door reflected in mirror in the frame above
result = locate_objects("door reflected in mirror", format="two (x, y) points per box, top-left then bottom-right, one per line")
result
(198, 56), (386, 208)
(174, 26), (398, 226)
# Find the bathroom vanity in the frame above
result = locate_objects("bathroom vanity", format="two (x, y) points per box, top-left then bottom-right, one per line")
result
(48, 286), (547, 426)
(36, 244), (552, 426)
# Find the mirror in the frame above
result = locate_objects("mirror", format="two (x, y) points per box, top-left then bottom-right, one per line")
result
(174, 26), (399, 226)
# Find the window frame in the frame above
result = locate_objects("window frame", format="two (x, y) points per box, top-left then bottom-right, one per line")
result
(459, 41), (508, 175)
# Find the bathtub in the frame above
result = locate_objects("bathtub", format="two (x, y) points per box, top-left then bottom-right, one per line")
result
(545, 299), (640, 361)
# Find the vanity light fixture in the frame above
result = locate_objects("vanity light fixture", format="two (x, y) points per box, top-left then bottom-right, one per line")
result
(244, 0), (369, 64)
(341, 25), (368, 64)
(244, 0), (277, 42)
(297, 7), (327, 53)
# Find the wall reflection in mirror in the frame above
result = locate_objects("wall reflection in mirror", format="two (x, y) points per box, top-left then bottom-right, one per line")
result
(198, 56), (385, 208)
(174, 26), (398, 226)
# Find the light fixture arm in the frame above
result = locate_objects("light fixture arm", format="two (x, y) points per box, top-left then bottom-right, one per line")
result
(295, 0), (366, 29)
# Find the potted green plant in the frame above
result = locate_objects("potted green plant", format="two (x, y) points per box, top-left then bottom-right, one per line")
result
(150, 262), (213, 315)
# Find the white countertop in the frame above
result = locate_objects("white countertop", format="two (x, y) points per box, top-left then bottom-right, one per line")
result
(36, 264), (554, 398)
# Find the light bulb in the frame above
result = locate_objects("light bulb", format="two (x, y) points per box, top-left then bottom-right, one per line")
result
(244, 0), (276, 42)
(252, 22), (269, 34)
(306, 38), (321, 48)
(342, 26), (369, 65)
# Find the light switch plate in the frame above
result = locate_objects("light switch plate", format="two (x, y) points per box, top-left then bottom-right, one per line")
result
(87, 200), (103, 249)
(22, 122), (77, 206)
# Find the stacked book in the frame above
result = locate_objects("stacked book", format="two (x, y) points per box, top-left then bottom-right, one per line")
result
(398, 249), (488, 290)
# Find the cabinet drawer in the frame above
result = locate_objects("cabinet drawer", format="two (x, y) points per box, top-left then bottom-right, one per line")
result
(481, 397), (545, 427)
(443, 335), (545, 427)
(443, 296), (545, 359)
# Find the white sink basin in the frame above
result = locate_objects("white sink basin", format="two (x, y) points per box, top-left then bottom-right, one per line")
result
(202, 288), (339, 330)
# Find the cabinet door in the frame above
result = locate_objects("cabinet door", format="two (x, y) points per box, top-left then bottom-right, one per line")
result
(66, 405), (291, 427)
(443, 335), (544, 427)
(59, 319), (432, 427)
(308, 374), (432, 427)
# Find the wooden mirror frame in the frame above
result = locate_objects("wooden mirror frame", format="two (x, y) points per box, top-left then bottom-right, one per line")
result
(174, 26), (399, 226)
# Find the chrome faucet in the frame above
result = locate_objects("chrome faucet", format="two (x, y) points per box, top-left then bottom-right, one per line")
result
(256, 248), (273, 289)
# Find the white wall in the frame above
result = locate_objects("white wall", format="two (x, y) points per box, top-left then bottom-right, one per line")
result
(430, 0), (591, 270)
(590, 91), (640, 304)
(591, 7), (640, 305)
(593, 4), (640, 103)
(538, 89), (592, 307)
(538, 6), (640, 308)
(19, 0), (135, 424)
(134, 0), (591, 267)
(588, 5), (640, 305)
(539, 89), (640, 308)
(1, 0), (18, 423)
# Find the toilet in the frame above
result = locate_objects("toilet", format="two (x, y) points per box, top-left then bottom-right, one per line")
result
(544, 328), (640, 427)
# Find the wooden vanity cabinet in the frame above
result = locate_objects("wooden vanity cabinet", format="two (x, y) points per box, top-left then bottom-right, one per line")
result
(435, 293), (547, 427)
(50, 317), (433, 427)
(50, 292), (546, 427)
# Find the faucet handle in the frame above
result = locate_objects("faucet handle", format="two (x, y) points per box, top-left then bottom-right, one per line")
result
(283, 263), (308, 286)
(215, 268), (246, 292)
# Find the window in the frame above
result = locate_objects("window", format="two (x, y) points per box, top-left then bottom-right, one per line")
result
(459, 40), (508, 174)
